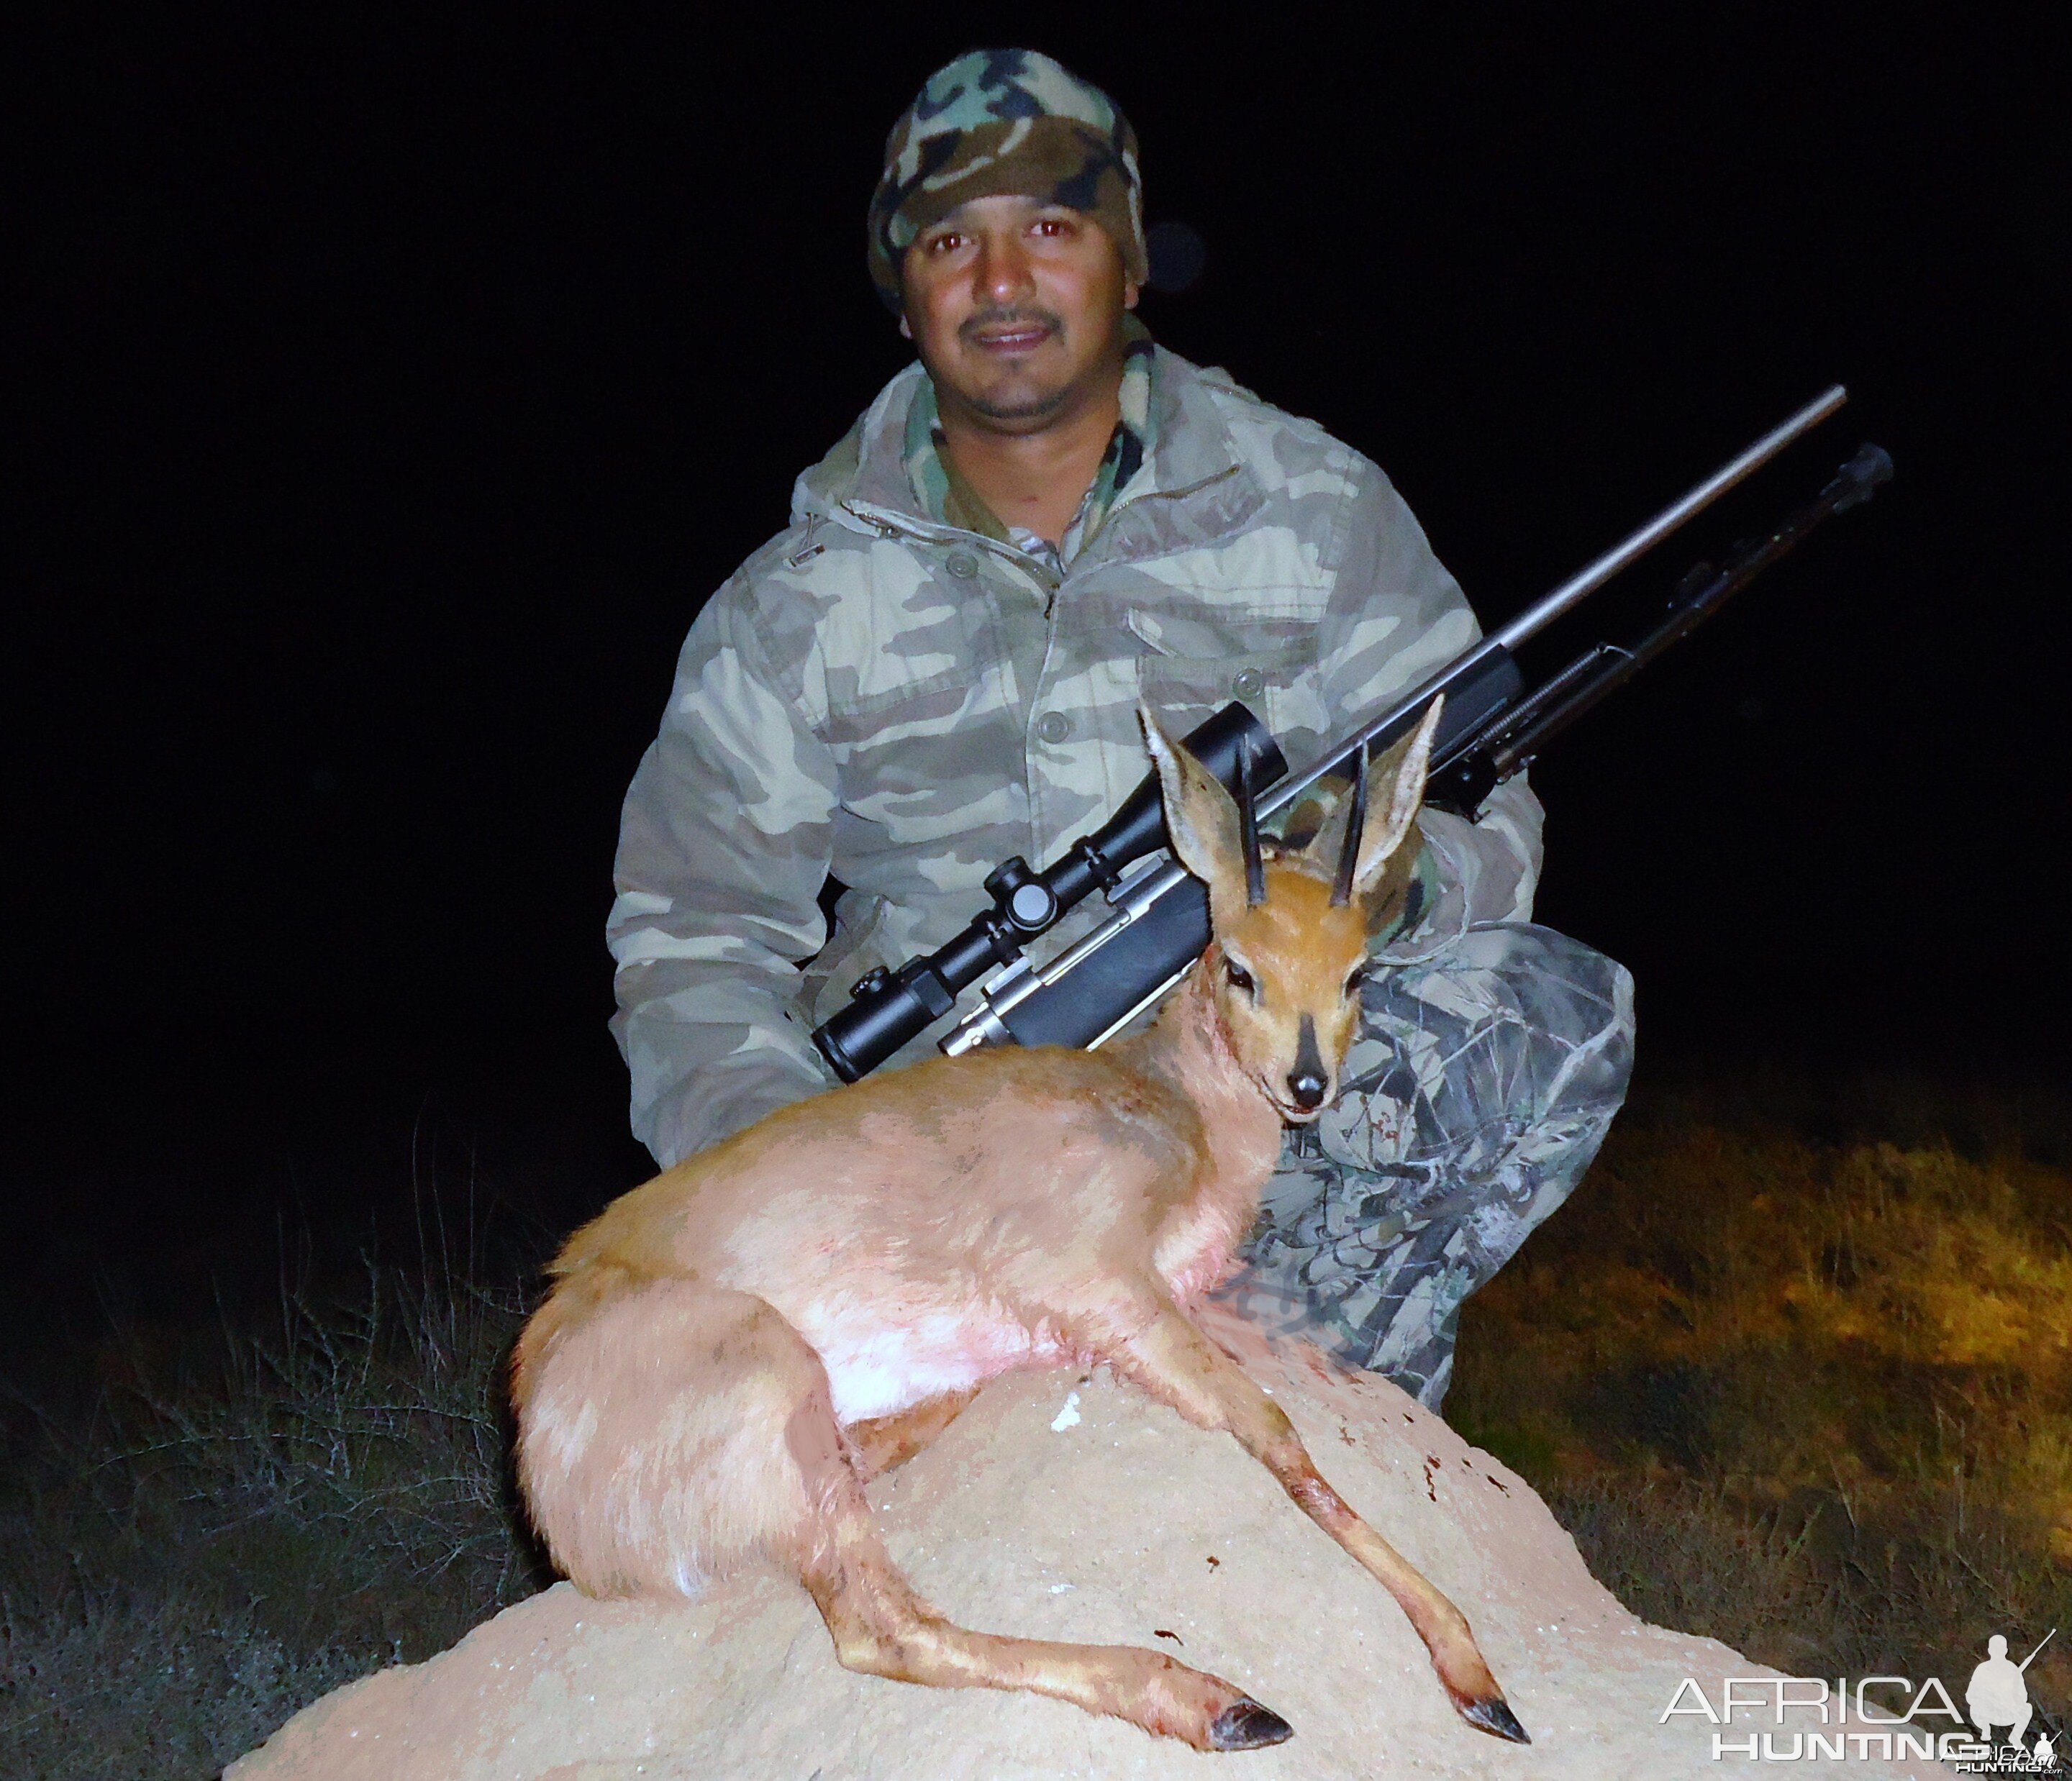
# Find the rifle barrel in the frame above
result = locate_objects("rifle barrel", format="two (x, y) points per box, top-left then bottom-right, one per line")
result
(1489, 384), (1847, 651)
(1473, 437), (1891, 783)
(1257, 383), (1848, 824)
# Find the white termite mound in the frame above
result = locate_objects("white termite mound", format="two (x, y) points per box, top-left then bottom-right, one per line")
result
(227, 1306), (1952, 1780)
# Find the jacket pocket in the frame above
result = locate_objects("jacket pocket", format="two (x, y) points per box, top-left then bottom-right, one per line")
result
(1130, 610), (1321, 739)
(820, 664), (981, 748)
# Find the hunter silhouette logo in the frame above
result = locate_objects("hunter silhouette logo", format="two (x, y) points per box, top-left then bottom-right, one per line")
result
(1967, 1633), (2045, 1747)
(1953, 1631), (2059, 1775)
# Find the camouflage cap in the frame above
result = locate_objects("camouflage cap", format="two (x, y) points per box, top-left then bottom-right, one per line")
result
(868, 48), (1147, 312)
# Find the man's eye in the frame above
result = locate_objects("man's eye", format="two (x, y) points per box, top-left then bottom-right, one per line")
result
(1224, 960), (1255, 995)
(924, 232), (963, 255)
(1032, 216), (1074, 237)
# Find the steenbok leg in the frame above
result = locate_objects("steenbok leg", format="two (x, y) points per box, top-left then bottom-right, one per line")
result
(1111, 1305), (1530, 1744)
(799, 1453), (1293, 1751)
(524, 1282), (1283, 1747)
(842, 1385), (981, 1482)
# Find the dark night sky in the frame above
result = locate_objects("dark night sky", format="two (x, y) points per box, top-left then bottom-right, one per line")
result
(9, 12), (2067, 1286)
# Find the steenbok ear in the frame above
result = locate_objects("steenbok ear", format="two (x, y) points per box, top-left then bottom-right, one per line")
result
(1140, 706), (1248, 926)
(1350, 695), (1445, 899)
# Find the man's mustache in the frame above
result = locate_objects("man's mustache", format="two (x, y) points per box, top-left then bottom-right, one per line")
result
(960, 306), (1065, 343)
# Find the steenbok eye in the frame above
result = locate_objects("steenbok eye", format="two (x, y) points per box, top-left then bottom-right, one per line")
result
(1343, 969), (1365, 999)
(1224, 960), (1255, 996)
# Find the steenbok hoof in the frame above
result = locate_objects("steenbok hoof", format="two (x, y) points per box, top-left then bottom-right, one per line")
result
(1209, 1698), (1294, 1750)
(1458, 1693), (1531, 1744)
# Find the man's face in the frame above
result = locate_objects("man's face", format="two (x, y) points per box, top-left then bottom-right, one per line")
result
(899, 194), (1139, 433)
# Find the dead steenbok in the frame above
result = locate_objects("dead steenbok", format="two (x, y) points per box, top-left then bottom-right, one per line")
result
(512, 696), (1528, 1752)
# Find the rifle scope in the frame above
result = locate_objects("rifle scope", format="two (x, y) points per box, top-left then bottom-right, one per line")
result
(812, 701), (1285, 1083)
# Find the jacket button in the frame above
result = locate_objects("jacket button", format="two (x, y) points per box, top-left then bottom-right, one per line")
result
(1232, 667), (1266, 699)
(945, 552), (980, 579)
(1037, 711), (1071, 744)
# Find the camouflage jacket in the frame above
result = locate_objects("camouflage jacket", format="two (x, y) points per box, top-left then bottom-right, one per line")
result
(611, 346), (1544, 1167)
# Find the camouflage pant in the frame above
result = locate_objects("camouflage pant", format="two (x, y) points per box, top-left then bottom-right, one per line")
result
(1214, 923), (1635, 1412)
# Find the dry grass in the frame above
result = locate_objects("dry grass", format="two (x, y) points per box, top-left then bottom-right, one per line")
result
(1452, 1076), (2072, 1728)
(0, 1253), (542, 1780)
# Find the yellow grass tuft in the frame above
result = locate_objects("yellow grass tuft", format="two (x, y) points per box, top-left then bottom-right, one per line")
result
(1453, 1089), (2072, 1730)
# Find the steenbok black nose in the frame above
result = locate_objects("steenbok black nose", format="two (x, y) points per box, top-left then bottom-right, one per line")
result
(1288, 1014), (1329, 1109)
(1287, 1068), (1328, 1110)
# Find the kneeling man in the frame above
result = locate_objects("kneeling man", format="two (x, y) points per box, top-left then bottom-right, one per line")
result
(609, 49), (1635, 1411)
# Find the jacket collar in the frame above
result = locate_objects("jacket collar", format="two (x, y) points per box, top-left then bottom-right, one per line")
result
(790, 345), (1263, 560)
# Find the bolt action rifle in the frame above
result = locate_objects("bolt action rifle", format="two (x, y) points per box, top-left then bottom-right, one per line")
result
(813, 387), (1892, 1084)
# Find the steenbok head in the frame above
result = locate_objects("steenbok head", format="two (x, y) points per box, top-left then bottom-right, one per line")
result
(1140, 698), (1443, 1122)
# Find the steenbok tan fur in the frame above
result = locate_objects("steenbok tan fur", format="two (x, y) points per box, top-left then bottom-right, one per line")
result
(512, 696), (1529, 1752)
